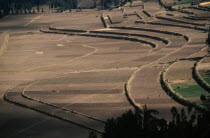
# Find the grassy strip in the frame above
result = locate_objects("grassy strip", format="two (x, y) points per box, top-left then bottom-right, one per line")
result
(171, 82), (210, 97)
(160, 62), (208, 112)
(203, 76), (210, 84)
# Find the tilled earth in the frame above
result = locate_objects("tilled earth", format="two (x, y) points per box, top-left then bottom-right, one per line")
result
(0, 0), (210, 137)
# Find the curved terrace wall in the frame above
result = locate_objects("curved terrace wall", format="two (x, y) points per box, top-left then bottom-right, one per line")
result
(110, 26), (190, 40)
(89, 31), (169, 44)
(49, 26), (87, 33)
(41, 28), (157, 48)
(135, 21), (208, 32)
(193, 56), (210, 93)
(4, 83), (104, 134)
(156, 16), (206, 26)
(160, 62), (209, 112)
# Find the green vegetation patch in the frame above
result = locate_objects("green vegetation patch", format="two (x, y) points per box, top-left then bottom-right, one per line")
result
(202, 77), (210, 85)
(171, 82), (210, 98)
(199, 70), (210, 85)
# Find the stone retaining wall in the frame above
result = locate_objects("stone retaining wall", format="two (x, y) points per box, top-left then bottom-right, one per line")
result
(156, 16), (206, 26)
(135, 21), (208, 32)
(111, 26), (189, 40)
(192, 57), (210, 93)
(49, 26), (87, 33)
(90, 31), (169, 44)
(41, 28), (157, 48)
(160, 62), (208, 112)
(143, 10), (152, 17)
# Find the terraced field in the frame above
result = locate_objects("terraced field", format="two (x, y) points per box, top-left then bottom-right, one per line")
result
(0, 0), (210, 137)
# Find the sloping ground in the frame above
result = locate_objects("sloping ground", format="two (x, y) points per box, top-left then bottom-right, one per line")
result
(78, 0), (94, 8)
(1, 0), (210, 137)
(125, 25), (208, 119)
(51, 10), (104, 30)
(0, 32), (9, 56)
(195, 56), (210, 90)
(104, 0), (210, 118)
(166, 50), (210, 101)
(178, 6), (210, 17)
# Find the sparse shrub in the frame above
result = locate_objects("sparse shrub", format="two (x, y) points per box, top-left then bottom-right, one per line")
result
(200, 94), (206, 101)
(168, 6), (173, 11)
(99, 105), (210, 138)
(88, 131), (97, 138)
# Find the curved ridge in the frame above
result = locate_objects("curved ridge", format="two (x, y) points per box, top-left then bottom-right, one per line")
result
(160, 61), (208, 112)
(193, 56), (210, 93)
(41, 28), (157, 48)
(4, 83), (105, 134)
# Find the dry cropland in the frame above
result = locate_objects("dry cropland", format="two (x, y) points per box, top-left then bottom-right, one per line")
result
(0, 0), (210, 137)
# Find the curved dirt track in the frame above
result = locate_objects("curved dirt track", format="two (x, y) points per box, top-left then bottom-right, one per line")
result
(0, 0), (210, 137)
